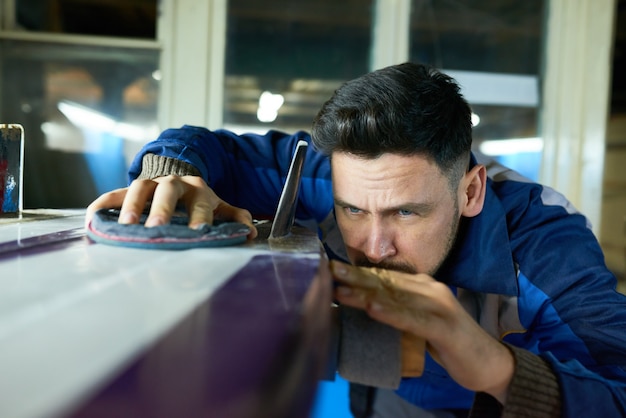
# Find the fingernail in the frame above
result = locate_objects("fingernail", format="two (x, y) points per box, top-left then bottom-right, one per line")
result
(192, 223), (209, 232)
(333, 263), (348, 276)
(119, 212), (137, 224)
(145, 216), (164, 227)
(370, 302), (383, 311)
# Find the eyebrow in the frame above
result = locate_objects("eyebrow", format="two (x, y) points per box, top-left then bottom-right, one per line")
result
(333, 198), (435, 215)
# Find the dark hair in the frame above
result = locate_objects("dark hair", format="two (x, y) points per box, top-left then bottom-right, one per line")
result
(311, 62), (472, 187)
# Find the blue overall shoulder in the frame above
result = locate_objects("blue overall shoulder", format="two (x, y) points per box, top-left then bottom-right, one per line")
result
(440, 153), (626, 415)
(509, 271), (626, 416)
(492, 178), (626, 415)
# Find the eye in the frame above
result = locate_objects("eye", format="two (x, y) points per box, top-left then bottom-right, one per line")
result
(347, 206), (362, 214)
(398, 209), (415, 217)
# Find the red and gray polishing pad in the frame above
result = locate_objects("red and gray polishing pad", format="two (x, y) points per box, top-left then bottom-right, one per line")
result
(87, 208), (250, 250)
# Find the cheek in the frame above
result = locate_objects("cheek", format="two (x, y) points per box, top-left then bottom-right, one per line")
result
(395, 227), (431, 258)
(395, 219), (455, 267)
(418, 217), (452, 249)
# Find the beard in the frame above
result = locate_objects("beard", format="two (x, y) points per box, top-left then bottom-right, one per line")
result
(353, 206), (461, 277)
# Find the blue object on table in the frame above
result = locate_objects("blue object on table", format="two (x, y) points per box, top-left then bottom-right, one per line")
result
(87, 208), (250, 250)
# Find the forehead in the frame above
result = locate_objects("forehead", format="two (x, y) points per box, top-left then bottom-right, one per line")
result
(330, 152), (449, 202)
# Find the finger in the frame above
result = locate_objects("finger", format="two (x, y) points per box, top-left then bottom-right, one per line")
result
(214, 202), (258, 239)
(364, 298), (421, 332)
(331, 263), (425, 328)
(85, 187), (129, 228)
(335, 281), (400, 314)
(334, 285), (409, 331)
(334, 285), (373, 310)
(144, 177), (184, 227)
(186, 200), (216, 229)
(119, 179), (158, 224)
(176, 176), (258, 239)
(335, 285), (423, 336)
(330, 260), (383, 289)
(177, 176), (217, 228)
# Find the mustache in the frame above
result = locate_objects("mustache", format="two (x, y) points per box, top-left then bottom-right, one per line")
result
(354, 258), (417, 275)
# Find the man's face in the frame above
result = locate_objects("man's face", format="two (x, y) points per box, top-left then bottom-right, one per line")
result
(331, 152), (461, 275)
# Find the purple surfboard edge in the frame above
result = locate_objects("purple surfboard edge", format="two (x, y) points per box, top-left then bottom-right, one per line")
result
(66, 252), (333, 418)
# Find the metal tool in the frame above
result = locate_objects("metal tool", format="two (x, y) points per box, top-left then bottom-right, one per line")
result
(269, 139), (308, 239)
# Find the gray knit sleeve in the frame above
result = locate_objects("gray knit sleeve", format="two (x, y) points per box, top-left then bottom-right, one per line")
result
(136, 154), (201, 180)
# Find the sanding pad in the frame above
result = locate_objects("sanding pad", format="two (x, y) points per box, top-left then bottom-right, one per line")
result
(87, 208), (250, 250)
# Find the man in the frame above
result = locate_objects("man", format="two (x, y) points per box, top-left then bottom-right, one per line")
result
(87, 63), (626, 417)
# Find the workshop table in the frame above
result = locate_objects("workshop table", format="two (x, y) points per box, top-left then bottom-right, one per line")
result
(0, 210), (333, 418)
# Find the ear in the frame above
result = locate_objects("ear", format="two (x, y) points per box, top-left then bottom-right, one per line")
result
(460, 164), (486, 218)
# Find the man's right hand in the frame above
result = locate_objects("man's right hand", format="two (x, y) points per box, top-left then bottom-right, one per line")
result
(85, 175), (258, 239)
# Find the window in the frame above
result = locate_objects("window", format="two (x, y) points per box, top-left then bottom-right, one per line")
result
(409, 0), (546, 180)
(1, 0), (159, 208)
(223, 0), (374, 132)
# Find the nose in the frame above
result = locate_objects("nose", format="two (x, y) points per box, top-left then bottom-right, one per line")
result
(363, 220), (396, 264)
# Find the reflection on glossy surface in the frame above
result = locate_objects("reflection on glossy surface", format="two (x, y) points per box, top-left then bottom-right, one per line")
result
(71, 254), (331, 418)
